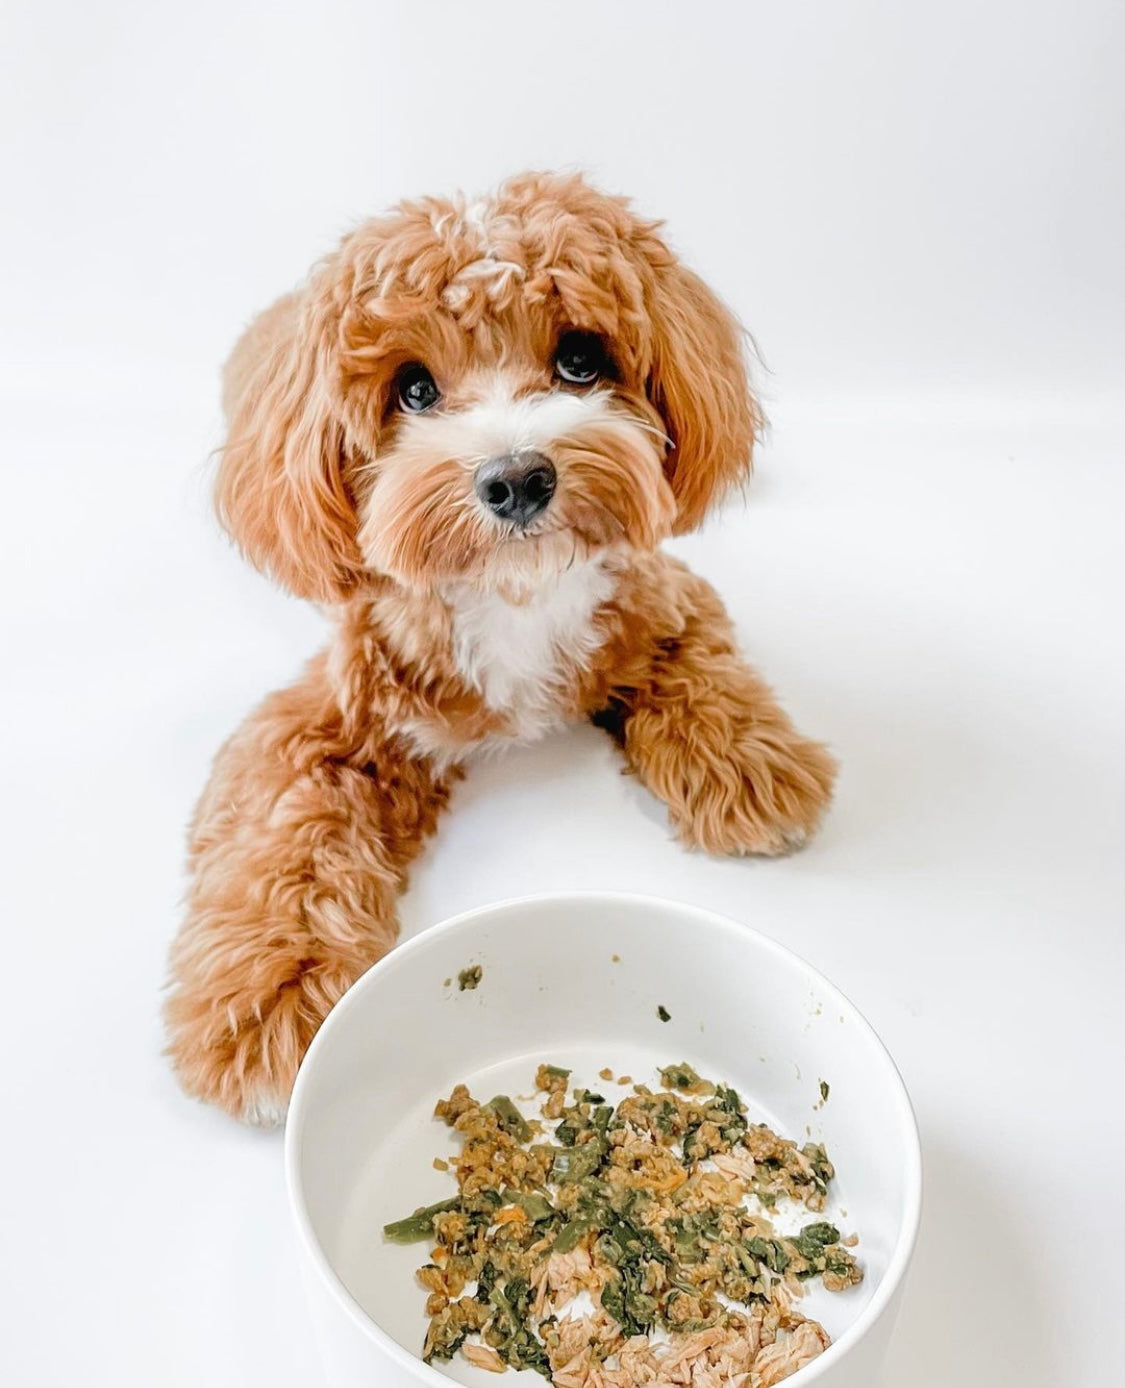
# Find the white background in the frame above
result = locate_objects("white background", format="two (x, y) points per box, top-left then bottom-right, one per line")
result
(1, 2), (1123, 1385)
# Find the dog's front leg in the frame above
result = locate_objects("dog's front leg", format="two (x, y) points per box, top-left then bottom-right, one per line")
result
(589, 559), (837, 856)
(164, 655), (454, 1125)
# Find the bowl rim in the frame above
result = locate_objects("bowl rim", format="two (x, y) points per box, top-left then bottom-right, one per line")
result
(285, 889), (923, 1388)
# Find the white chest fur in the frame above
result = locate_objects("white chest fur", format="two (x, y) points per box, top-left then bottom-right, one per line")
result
(446, 559), (616, 742)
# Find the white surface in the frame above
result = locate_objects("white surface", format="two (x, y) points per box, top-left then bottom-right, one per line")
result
(3, 0), (1124, 402)
(1, 2), (1123, 1386)
(286, 895), (919, 1388)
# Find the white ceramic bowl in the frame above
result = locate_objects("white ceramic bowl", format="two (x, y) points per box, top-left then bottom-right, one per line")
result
(285, 893), (921, 1388)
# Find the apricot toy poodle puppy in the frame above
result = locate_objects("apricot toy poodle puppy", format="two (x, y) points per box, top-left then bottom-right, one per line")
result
(165, 172), (836, 1125)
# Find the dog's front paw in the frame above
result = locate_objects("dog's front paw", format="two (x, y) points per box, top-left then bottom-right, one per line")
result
(166, 997), (298, 1128)
(164, 952), (346, 1127)
(671, 727), (838, 857)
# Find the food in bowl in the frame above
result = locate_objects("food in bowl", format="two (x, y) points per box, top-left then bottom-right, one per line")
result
(286, 893), (921, 1388)
(383, 1060), (862, 1387)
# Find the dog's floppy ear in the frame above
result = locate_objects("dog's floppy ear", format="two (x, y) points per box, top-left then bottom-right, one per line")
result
(216, 288), (365, 603)
(645, 260), (761, 535)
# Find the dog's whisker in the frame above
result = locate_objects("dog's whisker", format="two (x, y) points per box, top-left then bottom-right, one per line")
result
(624, 417), (674, 448)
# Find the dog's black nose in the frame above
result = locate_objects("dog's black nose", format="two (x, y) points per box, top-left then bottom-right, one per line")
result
(474, 452), (557, 526)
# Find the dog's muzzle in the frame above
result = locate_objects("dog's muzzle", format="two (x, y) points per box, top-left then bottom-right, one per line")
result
(474, 452), (556, 527)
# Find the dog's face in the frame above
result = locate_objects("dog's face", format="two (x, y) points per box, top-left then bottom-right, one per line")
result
(218, 173), (760, 602)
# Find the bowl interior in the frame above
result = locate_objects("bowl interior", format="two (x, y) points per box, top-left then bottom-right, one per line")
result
(288, 894), (919, 1385)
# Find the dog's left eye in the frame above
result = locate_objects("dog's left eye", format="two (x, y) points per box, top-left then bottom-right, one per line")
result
(397, 364), (441, 413)
(554, 332), (606, 385)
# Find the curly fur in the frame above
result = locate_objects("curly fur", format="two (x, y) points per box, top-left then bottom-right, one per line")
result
(165, 171), (836, 1125)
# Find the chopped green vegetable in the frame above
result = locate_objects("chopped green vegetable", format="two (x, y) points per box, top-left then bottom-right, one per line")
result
(819, 1079), (830, 1103)
(744, 1235), (791, 1274)
(552, 1140), (606, 1183)
(457, 964), (482, 991)
(500, 1188), (555, 1222)
(476, 1259), (497, 1301)
(382, 1196), (460, 1243)
(804, 1141), (835, 1185)
(486, 1095), (532, 1141)
(792, 1221), (840, 1256)
(553, 1215), (598, 1253)
(657, 1005), (671, 1022)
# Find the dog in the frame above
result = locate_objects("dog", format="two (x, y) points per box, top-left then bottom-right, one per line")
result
(164, 171), (836, 1125)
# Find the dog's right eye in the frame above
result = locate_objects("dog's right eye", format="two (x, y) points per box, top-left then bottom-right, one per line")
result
(397, 364), (441, 413)
(554, 331), (606, 386)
